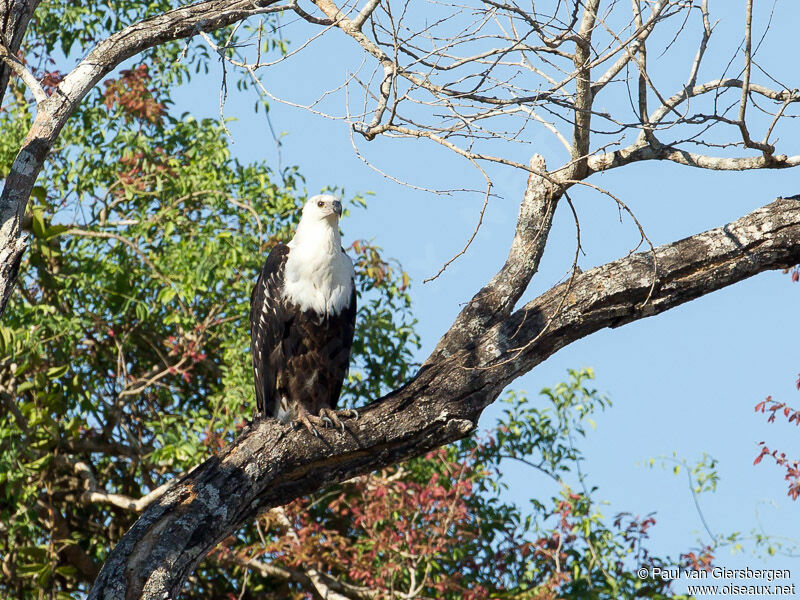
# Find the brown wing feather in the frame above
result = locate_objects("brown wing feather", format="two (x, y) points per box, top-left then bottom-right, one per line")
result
(249, 244), (290, 418)
(325, 285), (357, 408)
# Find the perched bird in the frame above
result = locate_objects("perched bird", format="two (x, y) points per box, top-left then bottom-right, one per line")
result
(250, 194), (357, 434)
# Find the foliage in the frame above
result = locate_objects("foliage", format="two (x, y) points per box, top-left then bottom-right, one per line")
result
(471, 370), (689, 599)
(753, 270), (800, 501)
(754, 397), (800, 501)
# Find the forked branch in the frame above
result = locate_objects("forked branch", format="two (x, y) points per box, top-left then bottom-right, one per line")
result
(88, 195), (800, 599)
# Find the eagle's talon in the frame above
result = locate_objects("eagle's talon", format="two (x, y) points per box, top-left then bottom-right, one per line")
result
(293, 414), (320, 437)
(317, 408), (343, 430)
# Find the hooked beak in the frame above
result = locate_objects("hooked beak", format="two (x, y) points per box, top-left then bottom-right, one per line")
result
(332, 200), (343, 216)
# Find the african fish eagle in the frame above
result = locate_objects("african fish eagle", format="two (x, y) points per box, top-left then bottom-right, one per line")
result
(249, 194), (357, 434)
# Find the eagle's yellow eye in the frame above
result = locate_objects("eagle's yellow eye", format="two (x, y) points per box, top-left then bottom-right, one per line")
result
(317, 201), (324, 207)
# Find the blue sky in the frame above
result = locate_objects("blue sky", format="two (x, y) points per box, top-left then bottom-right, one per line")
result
(166, 1), (800, 592)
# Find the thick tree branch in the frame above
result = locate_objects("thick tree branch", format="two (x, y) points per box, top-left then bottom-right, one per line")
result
(51, 0), (286, 120)
(71, 460), (178, 513)
(736, 0), (772, 155)
(428, 155), (560, 362)
(88, 195), (800, 600)
(587, 142), (800, 174)
(649, 78), (800, 127)
(570, 0), (599, 177)
(479, 196), (800, 380)
(2, 3), (798, 596)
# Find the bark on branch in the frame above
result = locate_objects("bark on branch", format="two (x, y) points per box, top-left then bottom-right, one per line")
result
(88, 195), (800, 600)
(0, 35), (45, 104)
(479, 196), (800, 380)
(0, 0), (40, 106)
(428, 155), (560, 362)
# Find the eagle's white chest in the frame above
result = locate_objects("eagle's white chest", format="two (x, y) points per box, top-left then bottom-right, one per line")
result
(283, 231), (354, 315)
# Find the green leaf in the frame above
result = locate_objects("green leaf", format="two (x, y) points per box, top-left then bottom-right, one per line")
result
(30, 186), (46, 203)
(46, 365), (69, 379)
(44, 224), (70, 240)
(157, 287), (176, 305)
(23, 454), (53, 471)
(16, 381), (35, 393)
(31, 210), (46, 239)
(0, 326), (13, 354)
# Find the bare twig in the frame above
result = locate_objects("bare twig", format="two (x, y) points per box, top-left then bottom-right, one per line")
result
(738, 0), (774, 154)
(71, 460), (178, 513)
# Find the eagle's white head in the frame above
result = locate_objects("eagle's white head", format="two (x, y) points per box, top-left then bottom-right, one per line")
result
(301, 194), (343, 222)
(284, 195), (354, 315)
(289, 194), (343, 245)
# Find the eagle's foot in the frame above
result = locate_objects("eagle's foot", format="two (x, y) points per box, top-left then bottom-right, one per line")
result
(293, 408), (357, 434)
(318, 407), (359, 431)
(317, 408), (344, 431)
(292, 409), (325, 437)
